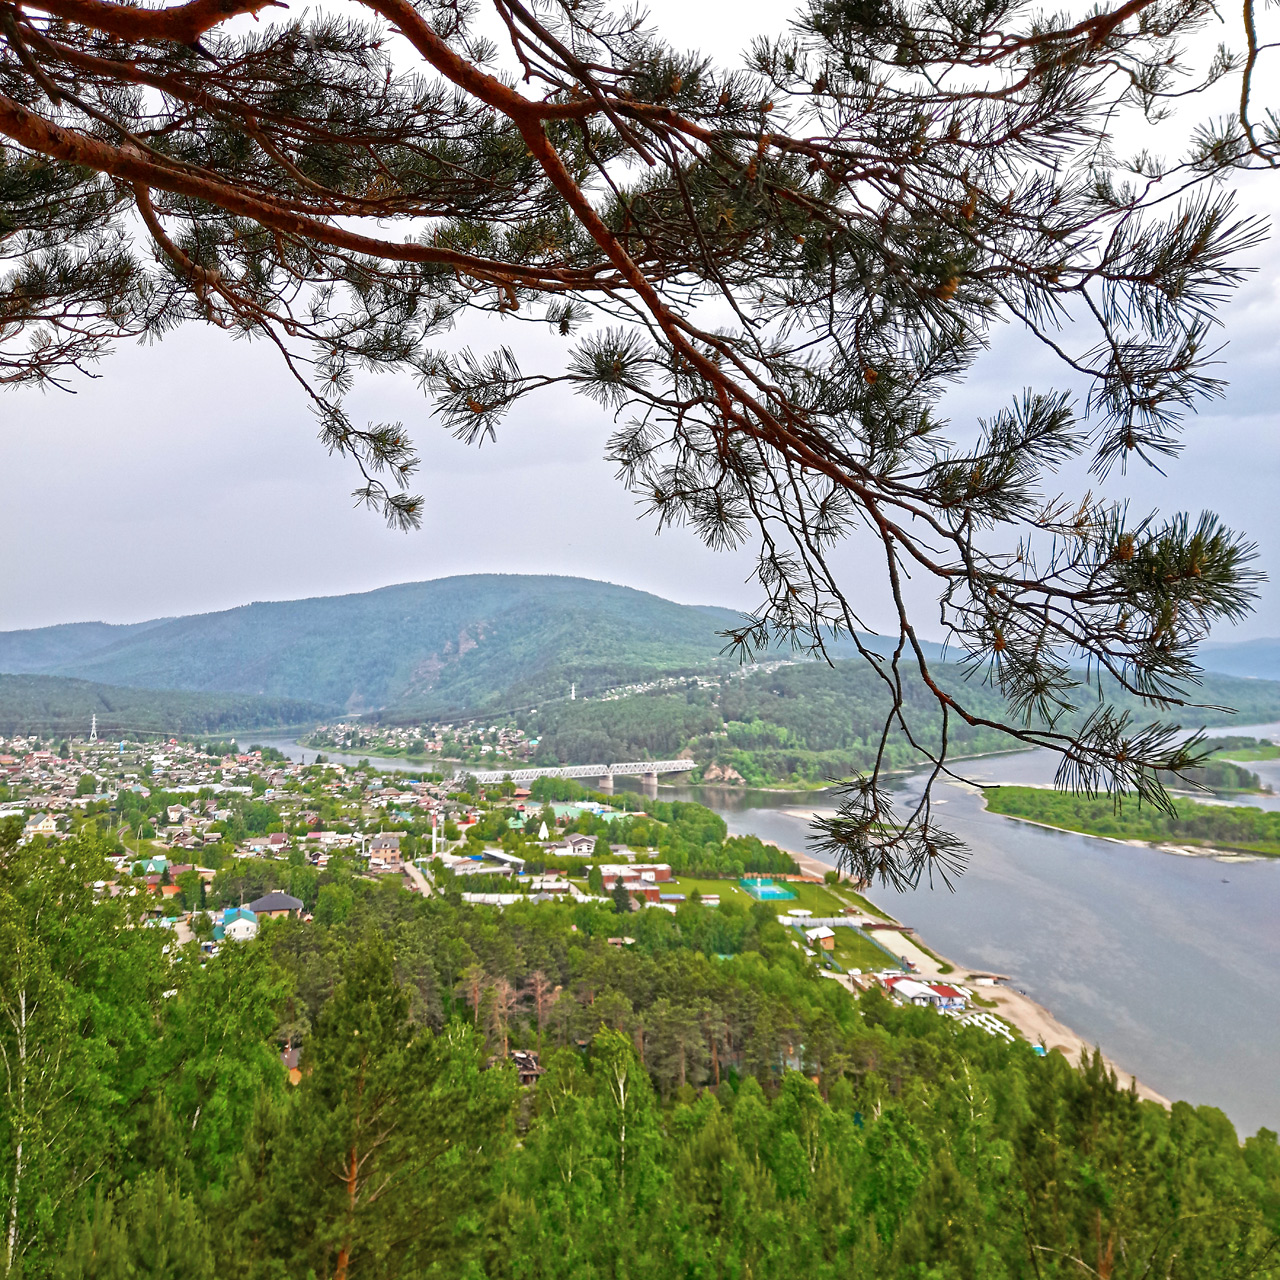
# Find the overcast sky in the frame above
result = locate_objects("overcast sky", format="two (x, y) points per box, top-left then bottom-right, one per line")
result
(2, 0), (1278, 640)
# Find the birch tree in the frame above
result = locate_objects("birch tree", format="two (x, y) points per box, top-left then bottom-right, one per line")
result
(0, 829), (164, 1278)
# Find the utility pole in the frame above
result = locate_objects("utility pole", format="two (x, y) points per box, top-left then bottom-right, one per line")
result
(570, 682), (576, 701)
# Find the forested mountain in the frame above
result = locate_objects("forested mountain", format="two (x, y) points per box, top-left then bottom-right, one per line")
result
(5, 825), (1279, 1280)
(521, 660), (1280, 785)
(0, 617), (173, 671)
(3, 577), (1275, 751)
(0, 674), (330, 737)
(0, 576), (752, 714)
(0, 576), (937, 716)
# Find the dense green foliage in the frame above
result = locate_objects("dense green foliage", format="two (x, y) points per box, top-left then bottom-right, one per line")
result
(1211, 737), (1280, 762)
(0, 674), (330, 737)
(523, 661), (1280, 786)
(986, 786), (1280, 855)
(1182, 758), (1270, 791)
(4, 822), (1280, 1279)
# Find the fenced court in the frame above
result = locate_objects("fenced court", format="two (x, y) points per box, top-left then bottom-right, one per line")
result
(739, 877), (796, 901)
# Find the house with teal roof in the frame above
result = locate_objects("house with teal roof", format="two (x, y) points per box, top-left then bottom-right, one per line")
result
(213, 906), (258, 942)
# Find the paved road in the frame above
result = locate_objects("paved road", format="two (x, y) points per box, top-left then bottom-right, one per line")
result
(403, 862), (433, 897)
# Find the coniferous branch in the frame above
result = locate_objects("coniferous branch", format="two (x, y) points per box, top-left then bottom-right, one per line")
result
(0, 0), (1273, 881)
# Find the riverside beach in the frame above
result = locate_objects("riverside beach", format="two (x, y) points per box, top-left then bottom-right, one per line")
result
(773, 818), (1172, 1108)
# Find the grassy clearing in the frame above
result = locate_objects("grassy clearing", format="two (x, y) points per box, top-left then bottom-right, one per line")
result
(775, 879), (852, 916)
(832, 928), (900, 972)
(665, 876), (756, 903)
(829, 885), (895, 920)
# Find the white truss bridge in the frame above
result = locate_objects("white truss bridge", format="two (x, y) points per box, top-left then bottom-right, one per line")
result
(463, 760), (694, 785)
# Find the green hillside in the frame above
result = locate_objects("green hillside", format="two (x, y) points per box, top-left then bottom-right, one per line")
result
(0, 576), (753, 714)
(3, 576), (1275, 750)
(0, 674), (331, 737)
(0, 618), (171, 672)
(0, 576), (947, 717)
(517, 661), (1280, 785)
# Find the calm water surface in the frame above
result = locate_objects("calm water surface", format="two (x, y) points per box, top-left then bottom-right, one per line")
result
(680, 740), (1280, 1137)
(262, 731), (1280, 1135)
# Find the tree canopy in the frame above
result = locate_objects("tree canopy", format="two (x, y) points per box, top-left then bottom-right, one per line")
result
(1, 0), (1276, 880)
(5, 826), (1280, 1278)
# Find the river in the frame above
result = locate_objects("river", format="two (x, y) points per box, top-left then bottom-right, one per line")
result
(257, 731), (1280, 1136)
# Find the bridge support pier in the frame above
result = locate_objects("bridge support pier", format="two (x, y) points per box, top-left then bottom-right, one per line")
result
(641, 771), (658, 799)
(597, 773), (614, 794)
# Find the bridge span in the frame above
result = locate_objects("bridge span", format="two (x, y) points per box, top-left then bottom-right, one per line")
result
(462, 760), (694, 786)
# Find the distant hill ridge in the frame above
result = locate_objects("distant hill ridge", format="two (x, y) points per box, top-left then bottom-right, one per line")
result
(0, 674), (329, 738)
(1200, 638), (1280, 683)
(0, 575), (762, 716)
(2, 573), (1274, 721)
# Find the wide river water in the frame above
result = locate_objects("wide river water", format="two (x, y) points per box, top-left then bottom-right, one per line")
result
(258, 730), (1280, 1136)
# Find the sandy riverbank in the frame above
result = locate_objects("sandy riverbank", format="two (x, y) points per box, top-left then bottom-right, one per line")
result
(765, 827), (1172, 1106)
(861, 919), (1171, 1107)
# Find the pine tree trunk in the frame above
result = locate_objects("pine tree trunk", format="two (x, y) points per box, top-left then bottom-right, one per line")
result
(334, 1141), (358, 1280)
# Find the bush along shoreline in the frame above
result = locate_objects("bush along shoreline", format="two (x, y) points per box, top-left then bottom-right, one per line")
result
(984, 784), (1280, 858)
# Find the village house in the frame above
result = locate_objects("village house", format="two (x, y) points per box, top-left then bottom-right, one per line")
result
(925, 983), (969, 1012)
(883, 976), (969, 1011)
(368, 832), (404, 871)
(806, 925), (837, 952)
(885, 978), (938, 1007)
(527, 876), (571, 896)
(280, 1045), (302, 1086)
(542, 833), (597, 857)
(216, 907), (259, 942)
(596, 863), (672, 887)
(24, 812), (59, 837)
(248, 890), (305, 919)
(509, 1049), (544, 1086)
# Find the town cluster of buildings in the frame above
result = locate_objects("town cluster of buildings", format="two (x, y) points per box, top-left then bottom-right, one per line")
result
(304, 720), (537, 765)
(1, 736), (266, 838)
(0, 733), (462, 857)
(2, 731), (1020, 1047)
